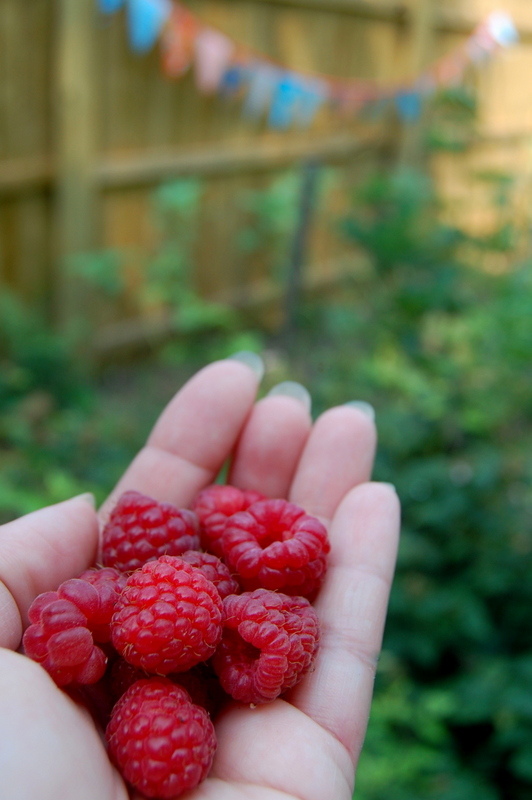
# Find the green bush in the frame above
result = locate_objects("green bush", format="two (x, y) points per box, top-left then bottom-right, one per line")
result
(1, 163), (531, 798)
(295, 169), (532, 798)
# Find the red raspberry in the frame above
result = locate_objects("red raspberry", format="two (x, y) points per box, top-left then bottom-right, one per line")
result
(180, 549), (240, 599)
(212, 589), (320, 705)
(192, 484), (265, 557)
(77, 566), (127, 642)
(102, 490), (200, 573)
(106, 678), (216, 799)
(110, 555), (223, 675)
(110, 658), (212, 713)
(220, 499), (330, 597)
(23, 578), (109, 686)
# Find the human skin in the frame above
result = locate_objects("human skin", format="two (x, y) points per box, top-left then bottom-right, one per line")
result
(0, 357), (400, 800)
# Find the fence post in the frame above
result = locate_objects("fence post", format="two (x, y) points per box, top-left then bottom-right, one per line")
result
(282, 159), (320, 345)
(399, 0), (436, 167)
(53, 0), (98, 331)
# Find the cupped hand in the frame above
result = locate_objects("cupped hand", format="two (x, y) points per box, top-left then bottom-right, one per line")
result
(0, 357), (400, 800)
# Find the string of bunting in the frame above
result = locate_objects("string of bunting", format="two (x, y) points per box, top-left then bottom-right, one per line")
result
(98, 0), (518, 128)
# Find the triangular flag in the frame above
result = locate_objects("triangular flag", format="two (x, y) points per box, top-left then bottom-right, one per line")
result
(218, 63), (247, 96)
(395, 91), (422, 121)
(467, 24), (499, 62)
(127, 0), (172, 53)
(432, 51), (468, 86)
(294, 78), (328, 127)
(161, 4), (198, 77)
(243, 62), (280, 119)
(487, 11), (519, 46)
(194, 27), (235, 94)
(268, 72), (302, 128)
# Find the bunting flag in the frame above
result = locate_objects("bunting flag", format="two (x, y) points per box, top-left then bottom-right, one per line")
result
(127, 0), (172, 53)
(98, 1), (518, 128)
(160, 4), (198, 77)
(194, 27), (235, 94)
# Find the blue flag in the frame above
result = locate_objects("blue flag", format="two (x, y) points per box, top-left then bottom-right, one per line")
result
(395, 91), (422, 122)
(295, 79), (328, 127)
(218, 65), (247, 97)
(243, 63), (279, 119)
(127, 0), (172, 53)
(268, 73), (301, 129)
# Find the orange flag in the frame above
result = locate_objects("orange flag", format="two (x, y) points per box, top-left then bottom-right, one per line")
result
(161, 4), (199, 78)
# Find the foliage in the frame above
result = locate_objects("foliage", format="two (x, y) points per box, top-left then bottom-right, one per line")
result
(236, 171), (301, 282)
(427, 86), (478, 152)
(293, 168), (532, 799)
(71, 178), (241, 336)
(0, 291), (87, 411)
(1, 159), (532, 799)
(0, 175), (265, 521)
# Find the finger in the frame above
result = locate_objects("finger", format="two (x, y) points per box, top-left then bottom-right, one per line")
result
(289, 405), (377, 522)
(228, 393), (312, 498)
(287, 482), (400, 762)
(99, 359), (261, 521)
(0, 495), (99, 649)
(0, 650), (128, 800)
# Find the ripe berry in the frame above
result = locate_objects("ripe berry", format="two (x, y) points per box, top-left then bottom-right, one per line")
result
(212, 589), (320, 704)
(192, 484), (265, 557)
(77, 566), (127, 641)
(102, 490), (200, 572)
(220, 499), (330, 597)
(180, 549), (240, 599)
(106, 678), (216, 798)
(109, 658), (212, 713)
(23, 578), (110, 686)
(110, 555), (224, 675)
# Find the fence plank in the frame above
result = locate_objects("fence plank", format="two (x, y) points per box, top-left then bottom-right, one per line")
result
(96, 132), (383, 187)
(398, 0), (436, 166)
(0, 0), (528, 348)
(54, 0), (98, 328)
(227, 0), (406, 23)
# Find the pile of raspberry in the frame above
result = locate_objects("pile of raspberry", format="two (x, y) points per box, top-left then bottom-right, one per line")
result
(23, 486), (329, 799)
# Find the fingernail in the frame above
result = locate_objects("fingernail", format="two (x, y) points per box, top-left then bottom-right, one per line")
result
(72, 492), (96, 508)
(267, 381), (311, 413)
(379, 482), (397, 492)
(227, 351), (264, 382)
(344, 401), (375, 421)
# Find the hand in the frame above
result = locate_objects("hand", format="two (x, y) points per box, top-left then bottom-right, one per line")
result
(0, 357), (400, 800)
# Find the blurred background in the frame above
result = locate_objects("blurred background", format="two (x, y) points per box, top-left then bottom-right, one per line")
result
(1, 0), (532, 796)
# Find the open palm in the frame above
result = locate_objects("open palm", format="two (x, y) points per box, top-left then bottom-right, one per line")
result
(0, 357), (399, 800)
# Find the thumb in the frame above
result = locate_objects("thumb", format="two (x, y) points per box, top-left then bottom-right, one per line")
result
(0, 494), (99, 650)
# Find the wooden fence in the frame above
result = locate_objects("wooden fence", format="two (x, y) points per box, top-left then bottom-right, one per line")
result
(1, 0), (531, 354)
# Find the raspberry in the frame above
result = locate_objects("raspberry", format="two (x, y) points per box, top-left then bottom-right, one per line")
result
(23, 578), (109, 686)
(192, 484), (265, 557)
(77, 566), (128, 642)
(212, 589), (320, 705)
(102, 490), (200, 573)
(106, 678), (216, 798)
(220, 499), (330, 597)
(110, 658), (212, 713)
(110, 555), (224, 675)
(180, 549), (240, 599)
